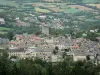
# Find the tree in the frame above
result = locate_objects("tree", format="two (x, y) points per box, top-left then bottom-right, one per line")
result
(0, 51), (12, 75)
(53, 46), (59, 55)
(86, 55), (90, 60)
(55, 46), (59, 51)
(7, 31), (14, 40)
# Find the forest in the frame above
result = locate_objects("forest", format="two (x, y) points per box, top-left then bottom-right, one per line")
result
(0, 51), (100, 75)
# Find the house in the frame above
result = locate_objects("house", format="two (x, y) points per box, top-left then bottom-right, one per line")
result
(15, 35), (24, 40)
(8, 43), (54, 61)
(36, 45), (54, 61)
(89, 29), (98, 33)
(53, 36), (66, 43)
(73, 55), (86, 61)
(0, 18), (5, 24)
(45, 39), (54, 44)
(72, 44), (79, 49)
(72, 40), (100, 62)
(96, 37), (100, 42)
(73, 50), (87, 61)
(38, 15), (47, 19)
(50, 53), (63, 62)
(16, 20), (30, 27)
(9, 34), (42, 48)
(8, 47), (41, 59)
(0, 38), (9, 44)
(8, 48), (26, 59)
(15, 17), (20, 21)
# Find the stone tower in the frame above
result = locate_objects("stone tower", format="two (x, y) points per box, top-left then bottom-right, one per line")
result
(41, 25), (49, 36)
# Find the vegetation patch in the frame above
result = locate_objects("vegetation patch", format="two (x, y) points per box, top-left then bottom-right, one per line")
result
(0, 27), (10, 31)
(0, 31), (7, 34)
(62, 7), (81, 13)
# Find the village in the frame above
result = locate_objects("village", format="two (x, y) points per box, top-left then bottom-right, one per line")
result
(5, 25), (100, 63)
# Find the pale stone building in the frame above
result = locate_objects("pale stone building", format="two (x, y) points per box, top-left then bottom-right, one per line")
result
(42, 25), (49, 35)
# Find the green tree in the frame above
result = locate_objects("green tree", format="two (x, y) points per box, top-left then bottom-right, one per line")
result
(7, 31), (14, 40)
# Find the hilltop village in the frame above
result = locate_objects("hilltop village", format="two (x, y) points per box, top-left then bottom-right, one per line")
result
(5, 29), (100, 63)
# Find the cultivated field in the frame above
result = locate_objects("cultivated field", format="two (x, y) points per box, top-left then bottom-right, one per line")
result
(43, 0), (61, 2)
(48, 7), (62, 12)
(35, 7), (51, 13)
(32, 3), (45, 7)
(87, 4), (100, 9)
(60, 6), (81, 13)
(68, 5), (93, 11)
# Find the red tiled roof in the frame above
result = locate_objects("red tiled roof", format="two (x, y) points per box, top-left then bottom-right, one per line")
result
(72, 44), (79, 49)
(9, 42), (15, 44)
(16, 35), (24, 39)
(32, 35), (40, 40)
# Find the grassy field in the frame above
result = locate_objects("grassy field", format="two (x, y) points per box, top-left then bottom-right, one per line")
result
(35, 7), (51, 13)
(0, 27), (10, 31)
(97, 33), (100, 35)
(61, 7), (81, 13)
(66, 8), (80, 13)
(83, 0), (98, 3)
(0, 27), (11, 35)
(0, 0), (18, 7)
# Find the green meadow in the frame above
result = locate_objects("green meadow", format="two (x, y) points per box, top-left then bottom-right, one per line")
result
(0, 27), (10, 31)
